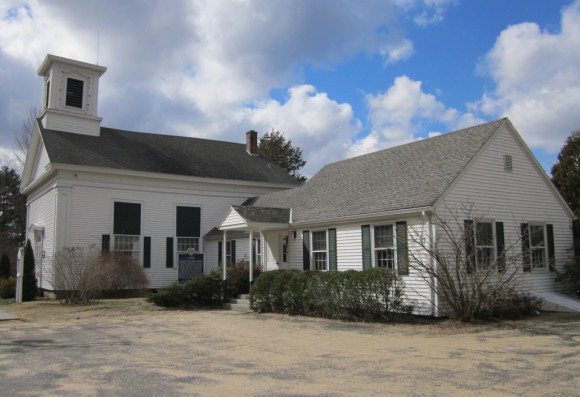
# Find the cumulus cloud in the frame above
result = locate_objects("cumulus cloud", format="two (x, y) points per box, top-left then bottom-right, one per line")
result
(248, 85), (361, 176)
(350, 75), (482, 157)
(475, 0), (580, 152)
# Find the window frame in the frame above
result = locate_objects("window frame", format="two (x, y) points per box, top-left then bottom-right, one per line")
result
(528, 223), (547, 270)
(112, 201), (142, 265)
(175, 205), (202, 256)
(372, 224), (396, 269)
(474, 220), (495, 271)
(311, 230), (328, 271)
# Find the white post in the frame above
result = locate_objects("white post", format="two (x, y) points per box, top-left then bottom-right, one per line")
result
(15, 247), (24, 304)
(249, 230), (253, 287)
(222, 230), (227, 281)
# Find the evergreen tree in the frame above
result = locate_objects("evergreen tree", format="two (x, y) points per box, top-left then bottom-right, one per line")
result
(0, 166), (26, 245)
(22, 239), (37, 301)
(258, 130), (307, 182)
(0, 253), (10, 278)
(551, 131), (580, 254)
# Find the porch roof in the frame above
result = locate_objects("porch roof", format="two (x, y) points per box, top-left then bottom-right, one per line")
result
(217, 205), (290, 232)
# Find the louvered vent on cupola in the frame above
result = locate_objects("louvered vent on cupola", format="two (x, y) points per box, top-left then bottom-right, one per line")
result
(65, 78), (84, 108)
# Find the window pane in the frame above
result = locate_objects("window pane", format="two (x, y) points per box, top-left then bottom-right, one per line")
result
(375, 249), (395, 269)
(314, 252), (327, 270)
(374, 225), (393, 249)
(530, 225), (545, 247)
(177, 237), (199, 253)
(476, 247), (493, 268)
(312, 231), (327, 251)
(531, 248), (545, 268)
(114, 202), (141, 235)
(476, 222), (493, 246)
(113, 234), (139, 263)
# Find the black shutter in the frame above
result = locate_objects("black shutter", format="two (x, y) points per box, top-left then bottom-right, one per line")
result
(143, 237), (151, 268)
(396, 222), (409, 276)
(464, 220), (475, 273)
(496, 222), (505, 272)
(303, 230), (310, 271)
(362, 225), (371, 270)
(521, 223), (530, 272)
(176, 206), (201, 237)
(218, 241), (223, 265)
(231, 240), (236, 264)
(328, 228), (337, 271)
(547, 224), (555, 272)
(114, 202), (141, 235)
(102, 234), (110, 254)
(166, 237), (174, 268)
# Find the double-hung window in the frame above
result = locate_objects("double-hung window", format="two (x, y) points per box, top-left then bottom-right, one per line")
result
(312, 231), (328, 271)
(113, 202), (141, 263)
(176, 206), (201, 255)
(373, 224), (395, 269)
(529, 224), (546, 269)
(475, 221), (494, 270)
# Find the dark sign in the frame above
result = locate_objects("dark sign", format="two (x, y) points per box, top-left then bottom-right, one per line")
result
(178, 253), (204, 282)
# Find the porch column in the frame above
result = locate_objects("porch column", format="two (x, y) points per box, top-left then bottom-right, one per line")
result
(248, 230), (254, 289)
(222, 230), (227, 301)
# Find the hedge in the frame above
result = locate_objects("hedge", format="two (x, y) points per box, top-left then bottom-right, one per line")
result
(250, 268), (413, 321)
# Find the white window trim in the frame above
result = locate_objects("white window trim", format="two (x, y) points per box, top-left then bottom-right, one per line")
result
(311, 230), (329, 271)
(528, 223), (548, 271)
(371, 223), (397, 270)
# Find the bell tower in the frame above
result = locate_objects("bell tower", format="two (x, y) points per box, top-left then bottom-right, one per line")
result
(37, 54), (107, 136)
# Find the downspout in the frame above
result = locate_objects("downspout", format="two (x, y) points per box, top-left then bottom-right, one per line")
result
(249, 230), (254, 291)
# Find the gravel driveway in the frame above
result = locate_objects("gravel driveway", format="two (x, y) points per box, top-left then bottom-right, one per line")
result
(0, 301), (579, 397)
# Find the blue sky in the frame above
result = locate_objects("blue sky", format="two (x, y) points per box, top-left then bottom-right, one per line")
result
(0, 0), (578, 176)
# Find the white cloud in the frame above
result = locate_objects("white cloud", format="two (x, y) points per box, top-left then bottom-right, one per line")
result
(248, 85), (361, 176)
(475, 0), (580, 152)
(350, 75), (482, 157)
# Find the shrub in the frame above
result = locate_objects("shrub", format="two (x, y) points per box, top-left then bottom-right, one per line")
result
(147, 283), (185, 307)
(249, 270), (281, 312)
(0, 277), (16, 299)
(0, 254), (11, 278)
(491, 290), (544, 319)
(148, 272), (223, 308)
(222, 260), (262, 297)
(555, 257), (580, 298)
(22, 240), (37, 301)
(52, 246), (149, 304)
(250, 269), (412, 321)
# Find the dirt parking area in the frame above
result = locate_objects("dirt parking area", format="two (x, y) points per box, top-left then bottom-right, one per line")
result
(0, 299), (579, 397)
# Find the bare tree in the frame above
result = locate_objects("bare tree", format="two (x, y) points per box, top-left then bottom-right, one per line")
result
(14, 106), (39, 174)
(408, 203), (527, 321)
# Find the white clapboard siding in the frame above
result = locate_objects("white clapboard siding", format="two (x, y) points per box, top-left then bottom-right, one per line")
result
(438, 122), (573, 295)
(31, 142), (50, 183)
(31, 168), (292, 290)
(26, 187), (56, 290)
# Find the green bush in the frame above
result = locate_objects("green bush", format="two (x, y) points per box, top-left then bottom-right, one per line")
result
(491, 290), (544, 319)
(148, 273), (223, 308)
(0, 254), (11, 278)
(556, 257), (580, 298)
(249, 270), (281, 312)
(0, 277), (16, 299)
(22, 240), (37, 301)
(250, 268), (413, 322)
(221, 260), (262, 297)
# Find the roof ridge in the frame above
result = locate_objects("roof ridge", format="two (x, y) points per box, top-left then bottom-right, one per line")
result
(100, 126), (244, 147)
(325, 118), (506, 168)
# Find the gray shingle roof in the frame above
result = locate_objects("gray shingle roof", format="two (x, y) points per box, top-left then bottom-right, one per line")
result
(250, 118), (507, 223)
(232, 205), (290, 223)
(39, 124), (300, 185)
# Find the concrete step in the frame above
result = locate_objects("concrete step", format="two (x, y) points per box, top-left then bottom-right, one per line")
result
(223, 297), (252, 313)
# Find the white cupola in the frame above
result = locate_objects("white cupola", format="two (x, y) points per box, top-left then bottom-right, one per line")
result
(37, 54), (107, 136)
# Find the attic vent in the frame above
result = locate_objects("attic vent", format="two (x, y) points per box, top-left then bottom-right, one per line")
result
(504, 154), (513, 172)
(65, 78), (84, 108)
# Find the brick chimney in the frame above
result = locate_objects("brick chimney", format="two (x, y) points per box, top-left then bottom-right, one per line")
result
(246, 130), (258, 155)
